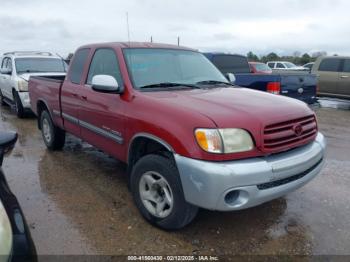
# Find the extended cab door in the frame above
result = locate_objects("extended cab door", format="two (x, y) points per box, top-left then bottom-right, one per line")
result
(337, 59), (350, 97)
(316, 58), (342, 95)
(78, 48), (126, 161)
(60, 48), (90, 137)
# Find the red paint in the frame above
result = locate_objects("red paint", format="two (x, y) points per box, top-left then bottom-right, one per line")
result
(29, 42), (317, 163)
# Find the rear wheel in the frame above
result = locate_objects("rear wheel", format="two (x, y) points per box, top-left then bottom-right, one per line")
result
(131, 154), (198, 230)
(40, 110), (65, 150)
(13, 90), (25, 118)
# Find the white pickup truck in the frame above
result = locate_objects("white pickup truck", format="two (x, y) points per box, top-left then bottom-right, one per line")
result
(0, 52), (67, 118)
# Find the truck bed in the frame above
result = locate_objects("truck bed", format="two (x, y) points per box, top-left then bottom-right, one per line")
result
(203, 53), (317, 104)
(235, 72), (317, 104)
(28, 75), (65, 127)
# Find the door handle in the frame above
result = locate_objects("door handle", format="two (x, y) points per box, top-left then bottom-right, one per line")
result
(81, 95), (87, 101)
(72, 93), (78, 97)
(340, 75), (349, 79)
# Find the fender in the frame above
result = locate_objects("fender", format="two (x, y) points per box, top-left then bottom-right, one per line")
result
(127, 132), (174, 164)
(36, 99), (54, 128)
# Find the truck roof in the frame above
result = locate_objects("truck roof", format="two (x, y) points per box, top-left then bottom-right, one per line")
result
(78, 42), (196, 51)
(2, 51), (61, 59)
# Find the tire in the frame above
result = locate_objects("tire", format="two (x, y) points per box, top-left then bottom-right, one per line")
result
(130, 154), (198, 230)
(0, 89), (6, 106)
(13, 90), (25, 118)
(40, 110), (66, 150)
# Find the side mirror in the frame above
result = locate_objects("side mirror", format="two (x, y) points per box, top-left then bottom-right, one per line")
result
(0, 68), (12, 75)
(226, 73), (236, 84)
(0, 132), (17, 166)
(91, 75), (122, 94)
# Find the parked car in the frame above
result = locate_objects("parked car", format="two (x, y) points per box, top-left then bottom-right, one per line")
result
(0, 131), (37, 261)
(0, 52), (67, 118)
(249, 62), (272, 74)
(303, 62), (315, 71)
(204, 53), (317, 104)
(312, 56), (350, 99)
(29, 42), (326, 229)
(267, 61), (308, 71)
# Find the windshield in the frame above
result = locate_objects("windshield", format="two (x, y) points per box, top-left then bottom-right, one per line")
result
(284, 62), (297, 68)
(254, 63), (272, 72)
(123, 48), (228, 89)
(15, 58), (67, 74)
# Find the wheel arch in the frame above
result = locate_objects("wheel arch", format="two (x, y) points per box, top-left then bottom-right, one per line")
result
(36, 100), (51, 130)
(127, 133), (175, 174)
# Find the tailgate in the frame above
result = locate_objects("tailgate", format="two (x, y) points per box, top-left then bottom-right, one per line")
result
(279, 72), (317, 104)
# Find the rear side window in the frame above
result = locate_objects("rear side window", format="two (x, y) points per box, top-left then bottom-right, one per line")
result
(86, 48), (123, 86)
(267, 62), (275, 68)
(342, 59), (350, 73)
(1, 58), (10, 69)
(319, 58), (341, 72)
(276, 63), (284, 69)
(211, 55), (251, 74)
(1, 58), (7, 69)
(69, 48), (90, 84)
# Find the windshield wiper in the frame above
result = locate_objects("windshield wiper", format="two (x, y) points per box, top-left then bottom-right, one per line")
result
(196, 80), (234, 86)
(140, 82), (200, 89)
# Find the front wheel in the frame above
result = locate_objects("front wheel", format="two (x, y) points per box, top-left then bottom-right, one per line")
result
(130, 154), (198, 230)
(40, 110), (66, 150)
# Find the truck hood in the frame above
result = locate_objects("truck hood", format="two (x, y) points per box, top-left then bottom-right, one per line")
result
(18, 72), (66, 82)
(141, 87), (313, 129)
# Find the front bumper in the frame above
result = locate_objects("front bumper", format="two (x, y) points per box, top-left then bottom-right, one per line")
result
(175, 132), (326, 211)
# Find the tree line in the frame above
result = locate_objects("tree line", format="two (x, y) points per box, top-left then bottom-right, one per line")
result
(66, 50), (332, 66)
(247, 51), (330, 65)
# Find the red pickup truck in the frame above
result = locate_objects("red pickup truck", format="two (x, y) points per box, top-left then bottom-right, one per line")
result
(28, 42), (326, 229)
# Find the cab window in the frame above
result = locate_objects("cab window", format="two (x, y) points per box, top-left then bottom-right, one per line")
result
(7, 59), (12, 70)
(342, 59), (350, 73)
(86, 48), (123, 86)
(267, 62), (275, 68)
(69, 48), (90, 84)
(1, 58), (9, 69)
(319, 58), (341, 72)
(276, 63), (284, 69)
(211, 55), (251, 74)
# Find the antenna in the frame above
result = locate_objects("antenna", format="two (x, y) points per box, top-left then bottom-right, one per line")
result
(151, 36), (153, 43)
(177, 36), (180, 46)
(126, 12), (131, 45)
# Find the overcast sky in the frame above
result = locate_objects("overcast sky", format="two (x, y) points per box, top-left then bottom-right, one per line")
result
(0, 0), (349, 57)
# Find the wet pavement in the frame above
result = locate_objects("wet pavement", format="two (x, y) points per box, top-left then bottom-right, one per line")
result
(0, 98), (349, 256)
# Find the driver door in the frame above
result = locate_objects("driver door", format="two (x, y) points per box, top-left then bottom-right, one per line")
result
(79, 48), (126, 161)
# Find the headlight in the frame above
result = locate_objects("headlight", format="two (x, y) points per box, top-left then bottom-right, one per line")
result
(0, 200), (12, 259)
(17, 79), (28, 92)
(195, 128), (254, 154)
